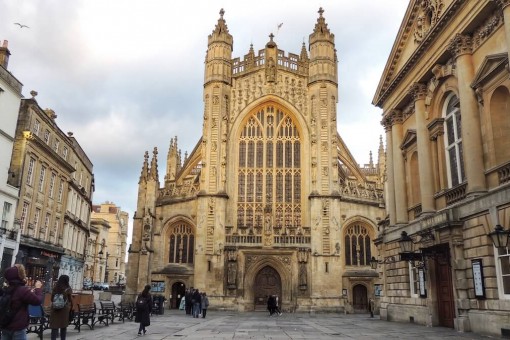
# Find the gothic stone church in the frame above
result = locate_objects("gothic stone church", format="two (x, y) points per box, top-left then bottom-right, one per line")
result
(126, 8), (386, 312)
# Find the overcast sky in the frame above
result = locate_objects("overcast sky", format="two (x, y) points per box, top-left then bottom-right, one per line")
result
(1, 0), (408, 247)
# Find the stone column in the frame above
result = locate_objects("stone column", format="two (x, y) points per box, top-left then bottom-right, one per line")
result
(448, 34), (486, 194)
(383, 117), (396, 225)
(391, 110), (408, 224)
(409, 83), (435, 214)
(494, 0), (510, 53)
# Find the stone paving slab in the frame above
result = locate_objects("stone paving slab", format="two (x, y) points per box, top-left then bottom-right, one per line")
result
(27, 310), (497, 340)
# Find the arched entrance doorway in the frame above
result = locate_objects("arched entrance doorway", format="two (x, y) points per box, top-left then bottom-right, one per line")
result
(171, 282), (186, 309)
(254, 266), (281, 310)
(352, 284), (368, 312)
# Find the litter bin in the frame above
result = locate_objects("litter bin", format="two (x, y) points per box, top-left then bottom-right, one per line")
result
(152, 295), (165, 315)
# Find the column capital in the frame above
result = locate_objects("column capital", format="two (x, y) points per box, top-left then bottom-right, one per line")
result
(391, 109), (404, 125)
(492, 0), (510, 10)
(448, 33), (473, 58)
(408, 83), (428, 101)
(381, 116), (393, 131)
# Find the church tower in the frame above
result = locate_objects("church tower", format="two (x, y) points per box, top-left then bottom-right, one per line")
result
(127, 8), (385, 313)
(126, 148), (159, 295)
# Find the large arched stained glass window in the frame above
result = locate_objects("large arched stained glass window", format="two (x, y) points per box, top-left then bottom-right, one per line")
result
(237, 104), (301, 232)
(168, 223), (194, 264)
(344, 224), (371, 266)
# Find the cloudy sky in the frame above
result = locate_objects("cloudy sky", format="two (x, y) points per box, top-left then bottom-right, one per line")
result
(1, 0), (408, 246)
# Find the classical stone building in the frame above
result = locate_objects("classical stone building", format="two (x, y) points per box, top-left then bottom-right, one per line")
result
(0, 40), (22, 277)
(126, 8), (386, 312)
(8, 92), (94, 290)
(373, 0), (510, 336)
(89, 202), (128, 286)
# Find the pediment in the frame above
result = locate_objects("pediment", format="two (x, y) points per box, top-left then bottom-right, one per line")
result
(400, 129), (417, 150)
(373, 0), (455, 108)
(471, 53), (509, 89)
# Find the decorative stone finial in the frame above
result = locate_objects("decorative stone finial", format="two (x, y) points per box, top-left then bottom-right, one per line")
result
(219, 8), (225, 18)
(30, 90), (38, 98)
(318, 7), (324, 17)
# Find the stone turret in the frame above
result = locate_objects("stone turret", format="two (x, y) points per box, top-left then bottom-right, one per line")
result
(308, 7), (337, 85)
(202, 9), (233, 194)
(205, 8), (233, 86)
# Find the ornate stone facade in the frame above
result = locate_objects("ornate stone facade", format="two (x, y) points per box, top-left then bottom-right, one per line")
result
(373, 0), (510, 337)
(126, 8), (385, 313)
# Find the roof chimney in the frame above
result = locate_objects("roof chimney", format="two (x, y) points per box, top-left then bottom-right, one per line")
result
(0, 40), (11, 69)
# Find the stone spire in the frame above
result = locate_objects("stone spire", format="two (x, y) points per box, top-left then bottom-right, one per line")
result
(149, 147), (159, 181)
(300, 42), (308, 61)
(369, 151), (374, 168)
(246, 43), (255, 69)
(310, 7), (334, 44)
(378, 135), (386, 183)
(139, 151), (149, 183)
(166, 137), (179, 182)
(207, 8), (233, 47)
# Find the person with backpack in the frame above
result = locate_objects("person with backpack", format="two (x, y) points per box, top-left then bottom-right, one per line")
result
(200, 292), (209, 318)
(0, 264), (43, 340)
(135, 284), (152, 336)
(49, 275), (73, 340)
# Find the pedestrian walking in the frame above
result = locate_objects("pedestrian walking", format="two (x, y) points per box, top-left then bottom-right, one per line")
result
(274, 295), (282, 316)
(267, 295), (276, 316)
(185, 289), (192, 315)
(0, 264), (43, 340)
(201, 292), (209, 318)
(191, 289), (201, 318)
(135, 284), (152, 336)
(49, 275), (73, 340)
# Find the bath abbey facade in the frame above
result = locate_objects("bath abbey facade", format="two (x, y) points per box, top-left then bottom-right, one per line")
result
(126, 8), (386, 312)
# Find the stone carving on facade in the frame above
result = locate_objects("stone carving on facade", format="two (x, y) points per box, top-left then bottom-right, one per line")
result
(225, 246), (237, 289)
(472, 10), (503, 50)
(298, 248), (310, 291)
(340, 178), (383, 201)
(424, 60), (456, 115)
(448, 33), (473, 58)
(266, 57), (276, 83)
(322, 166), (328, 177)
(408, 82), (427, 101)
(208, 197), (215, 215)
(414, 0), (444, 44)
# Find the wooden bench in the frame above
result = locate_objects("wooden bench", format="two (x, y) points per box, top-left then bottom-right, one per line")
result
(73, 303), (96, 332)
(27, 305), (49, 340)
(98, 301), (116, 326)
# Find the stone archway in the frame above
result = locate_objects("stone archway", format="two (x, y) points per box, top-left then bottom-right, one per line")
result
(253, 266), (282, 310)
(170, 281), (186, 309)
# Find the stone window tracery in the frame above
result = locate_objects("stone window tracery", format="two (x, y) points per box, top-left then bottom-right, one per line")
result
(344, 224), (371, 266)
(168, 223), (194, 264)
(237, 104), (301, 231)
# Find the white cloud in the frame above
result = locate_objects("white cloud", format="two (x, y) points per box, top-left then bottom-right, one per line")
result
(1, 0), (408, 250)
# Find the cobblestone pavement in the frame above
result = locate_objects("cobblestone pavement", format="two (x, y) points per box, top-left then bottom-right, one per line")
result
(28, 309), (497, 340)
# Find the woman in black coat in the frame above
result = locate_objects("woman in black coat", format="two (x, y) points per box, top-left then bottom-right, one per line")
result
(135, 285), (152, 335)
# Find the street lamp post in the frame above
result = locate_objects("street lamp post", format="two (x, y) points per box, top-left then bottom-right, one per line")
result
(105, 252), (109, 284)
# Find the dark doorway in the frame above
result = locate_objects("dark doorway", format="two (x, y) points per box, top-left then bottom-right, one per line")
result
(352, 284), (368, 312)
(435, 246), (454, 328)
(254, 266), (281, 310)
(171, 282), (185, 309)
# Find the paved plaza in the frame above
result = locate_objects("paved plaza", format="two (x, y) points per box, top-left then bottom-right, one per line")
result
(27, 309), (496, 340)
